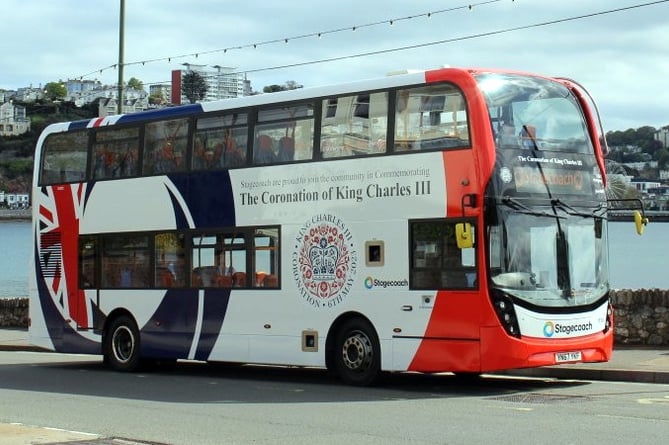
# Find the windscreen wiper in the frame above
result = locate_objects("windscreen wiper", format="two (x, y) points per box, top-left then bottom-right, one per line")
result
(551, 199), (605, 218)
(502, 196), (565, 219)
(555, 227), (573, 300)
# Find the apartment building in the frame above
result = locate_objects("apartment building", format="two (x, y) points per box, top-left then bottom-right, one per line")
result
(170, 64), (251, 105)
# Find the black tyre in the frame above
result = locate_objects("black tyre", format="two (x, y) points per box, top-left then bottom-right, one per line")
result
(104, 315), (141, 372)
(334, 317), (381, 386)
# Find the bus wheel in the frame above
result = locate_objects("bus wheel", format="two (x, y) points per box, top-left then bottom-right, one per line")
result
(104, 315), (141, 372)
(334, 318), (381, 386)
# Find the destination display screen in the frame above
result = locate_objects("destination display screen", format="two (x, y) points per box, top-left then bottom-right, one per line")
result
(495, 151), (601, 198)
(513, 165), (593, 196)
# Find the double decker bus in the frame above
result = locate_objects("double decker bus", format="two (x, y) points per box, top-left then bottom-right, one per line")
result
(29, 66), (628, 385)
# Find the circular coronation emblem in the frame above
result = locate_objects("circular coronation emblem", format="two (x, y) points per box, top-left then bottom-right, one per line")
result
(292, 214), (357, 309)
(500, 167), (513, 183)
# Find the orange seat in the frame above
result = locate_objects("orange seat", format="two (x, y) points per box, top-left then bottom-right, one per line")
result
(232, 272), (246, 287)
(263, 275), (278, 288)
(217, 275), (233, 287)
(255, 271), (267, 286)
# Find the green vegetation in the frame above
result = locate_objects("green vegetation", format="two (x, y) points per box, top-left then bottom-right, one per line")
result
(606, 126), (669, 182)
(181, 71), (208, 104)
(262, 80), (303, 93)
(606, 126), (666, 165)
(43, 82), (67, 101)
(127, 77), (143, 91)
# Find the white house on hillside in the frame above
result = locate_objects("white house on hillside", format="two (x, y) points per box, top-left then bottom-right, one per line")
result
(0, 191), (30, 209)
(0, 102), (31, 136)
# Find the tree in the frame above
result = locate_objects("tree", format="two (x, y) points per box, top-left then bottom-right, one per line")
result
(181, 71), (208, 104)
(262, 80), (303, 93)
(127, 77), (144, 91)
(654, 147), (669, 169)
(148, 92), (164, 105)
(43, 82), (66, 101)
(263, 84), (284, 93)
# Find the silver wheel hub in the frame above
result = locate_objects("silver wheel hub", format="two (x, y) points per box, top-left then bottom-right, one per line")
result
(341, 331), (373, 372)
(112, 326), (135, 364)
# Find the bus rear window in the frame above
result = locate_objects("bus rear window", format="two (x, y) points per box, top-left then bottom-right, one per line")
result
(41, 131), (88, 185)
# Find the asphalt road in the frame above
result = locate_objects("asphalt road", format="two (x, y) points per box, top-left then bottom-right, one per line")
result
(1, 351), (668, 445)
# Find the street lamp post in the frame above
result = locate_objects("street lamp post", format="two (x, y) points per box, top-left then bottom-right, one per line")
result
(117, 0), (125, 115)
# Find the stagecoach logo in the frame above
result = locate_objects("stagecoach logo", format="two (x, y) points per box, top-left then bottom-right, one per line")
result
(292, 214), (357, 309)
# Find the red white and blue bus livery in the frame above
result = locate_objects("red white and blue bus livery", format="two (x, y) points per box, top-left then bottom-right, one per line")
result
(30, 66), (620, 385)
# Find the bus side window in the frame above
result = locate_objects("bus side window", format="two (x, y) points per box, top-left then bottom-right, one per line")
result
(93, 127), (140, 180)
(40, 131), (88, 185)
(143, 118), (189, 175)
(253, 227), (279, 288)
(395, 84), (469, 152)
(255, 103), (314, 165)
(194, 115), (248, 170)
(320, 92), (388, 159)
(101, 234), (150, 288)
(154, 233), (186, 288)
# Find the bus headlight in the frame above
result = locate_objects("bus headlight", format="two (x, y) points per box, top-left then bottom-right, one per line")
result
(604, 302), (613, 334)
(492, 292), (521, 338)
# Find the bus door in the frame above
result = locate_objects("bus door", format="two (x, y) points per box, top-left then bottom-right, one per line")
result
(408, 218), (481, 339)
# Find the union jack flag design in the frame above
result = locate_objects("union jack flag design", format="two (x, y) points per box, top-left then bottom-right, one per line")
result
(37, 182), (90, 328)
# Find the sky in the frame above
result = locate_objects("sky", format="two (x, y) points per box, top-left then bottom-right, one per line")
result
(2, 0), (668, 132)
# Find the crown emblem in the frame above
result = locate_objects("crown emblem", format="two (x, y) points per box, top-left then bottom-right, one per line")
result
(309, 236), (339, 281)
(293, 218), (357, 308)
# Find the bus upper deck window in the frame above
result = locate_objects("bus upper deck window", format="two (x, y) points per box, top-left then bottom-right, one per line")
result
(320, 92), (388, 159)
(41, 131), (88, 185)
(394, 84), (469, 152)
(143, 119), (189, 175)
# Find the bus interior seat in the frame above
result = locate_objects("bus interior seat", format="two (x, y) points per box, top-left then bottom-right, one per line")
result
(255, 271), (268, 286)
(232, 271), (246, 287)
(263, 275), (278, 288)
(222, 138), (245, 168)
(278, 137), (295, 161)
(254, 135), (277, 164)
(217, 274), (233, 287)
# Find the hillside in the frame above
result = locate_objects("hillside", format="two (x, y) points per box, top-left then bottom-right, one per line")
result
(0, 101), (97, 192)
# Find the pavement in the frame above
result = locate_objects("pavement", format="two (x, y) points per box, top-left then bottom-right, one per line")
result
(0, 327), (668, 444)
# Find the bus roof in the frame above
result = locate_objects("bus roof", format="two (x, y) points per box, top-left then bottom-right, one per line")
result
(40, 66), (559, 135)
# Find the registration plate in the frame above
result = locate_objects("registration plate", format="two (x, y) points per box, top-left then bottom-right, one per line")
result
(555, 351), (582, 363)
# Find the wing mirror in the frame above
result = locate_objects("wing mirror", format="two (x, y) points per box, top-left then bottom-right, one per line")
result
(634, 210), (649, 235)
(455, 222), (474, 249)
